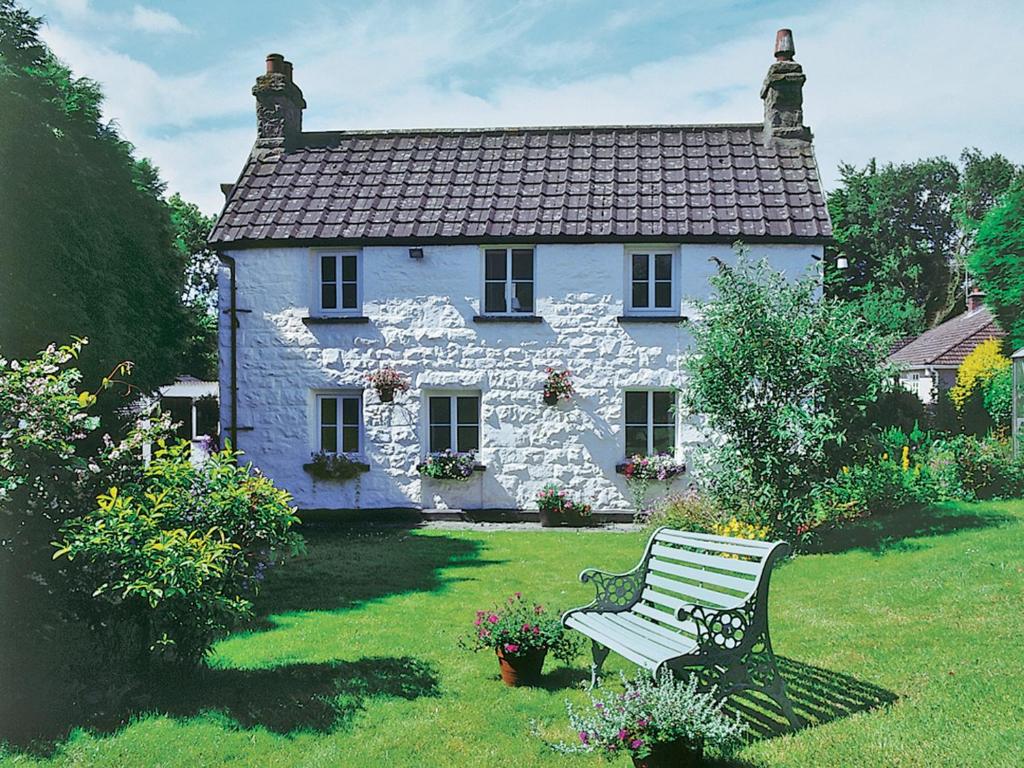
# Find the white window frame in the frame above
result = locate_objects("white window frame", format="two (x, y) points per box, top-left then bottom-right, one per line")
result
(315, 391), (363, 455)
(313, 249), (361, 316)
(481, 246), (536, 316)
(623, 388), (678, 457)
(423, 390), (481, 454)
(624, 246), (680, 315)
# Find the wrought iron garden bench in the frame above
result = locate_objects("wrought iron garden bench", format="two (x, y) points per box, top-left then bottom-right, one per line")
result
(562, 527), (800, 728)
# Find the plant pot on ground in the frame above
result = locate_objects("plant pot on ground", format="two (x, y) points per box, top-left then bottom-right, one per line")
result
(537, 483), (593, 527)
(632, 741), (703, 768)
(496, 646), (547, 686)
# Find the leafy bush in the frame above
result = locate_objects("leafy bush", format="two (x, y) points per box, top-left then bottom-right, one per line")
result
(813, 453), (925, 524)
(866, 388), (929, 435)
(55, 440), (302, 666)
(644, 493), (727, 535)
(982, 366), (1012, 430)
(460, 593), (581, 664)
(927, 434), (1024, 501)
(553, 671), (745, 760)
(950, 339), (1010, 411)
(712, 518), (770, 542)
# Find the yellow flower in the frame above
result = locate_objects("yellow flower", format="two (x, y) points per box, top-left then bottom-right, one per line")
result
(842, 466), (849, 474)
(949, 339), (1010, 410)
(901, 445), (910, 472)
(882, 452), (889, 461)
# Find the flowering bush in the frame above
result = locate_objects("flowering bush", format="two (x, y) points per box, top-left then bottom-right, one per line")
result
(536, 482), (592, 518)
(622, 454), (686, 482)
(949, 339), (1009, 410)
(712, 518), (770, 542)
(643, 492), (726, 534)
(460, 593), (581, 663)
(365, 366), (410, 401)
(927, 434), (1024, 500)
(553, 670), (745, 760)
(417, 450), (477, 480)
(543, 368), (575, 404)
(306, 450), (364, 481)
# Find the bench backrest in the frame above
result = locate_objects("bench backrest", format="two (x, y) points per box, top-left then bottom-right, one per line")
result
(636, 528), (789, 619)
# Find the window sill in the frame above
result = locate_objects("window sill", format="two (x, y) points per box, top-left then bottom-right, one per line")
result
(302, 316), (370, 325)
(616, 315), (687, 324)
(472, 315), (542, 323)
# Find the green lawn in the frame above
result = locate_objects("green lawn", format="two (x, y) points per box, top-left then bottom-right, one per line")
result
(4, 501), (1024, 767)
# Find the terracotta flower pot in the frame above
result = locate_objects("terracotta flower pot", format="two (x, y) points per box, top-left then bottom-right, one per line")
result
(543, 392), (559, 406)
(631, 740), (703, 768)
(496, 646), (547, 686)
(378, 387), (395, 403)
(538, 508), (561, 527)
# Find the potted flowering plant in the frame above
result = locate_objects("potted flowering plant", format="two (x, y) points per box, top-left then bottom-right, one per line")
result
(365, 366), (410, 403)
(460, 593), (582, 686)
(536, 482), (593, 527)
(543, 368), (574, 406)
(555, 671), (745, 767)
(417, 449), (477, 480)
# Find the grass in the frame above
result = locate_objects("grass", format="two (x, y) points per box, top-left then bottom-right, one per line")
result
(3, 501), (1024, 767)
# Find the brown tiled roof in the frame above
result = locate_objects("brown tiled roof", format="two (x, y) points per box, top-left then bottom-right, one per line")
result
(210, 124), (831, 246)
(888, 308), (1005, 368)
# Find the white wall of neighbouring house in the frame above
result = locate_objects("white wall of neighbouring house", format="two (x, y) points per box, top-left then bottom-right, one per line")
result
(218, 241), (822, 511)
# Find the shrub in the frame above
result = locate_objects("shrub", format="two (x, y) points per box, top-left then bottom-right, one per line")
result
(644, 492), (727, 535)
(417, 450), (477, 480)
(982, 366), (1012, 430)
(553, 670), (745, 760)
(813, 452), (925, 524)
(55, 440), (302, 666)
(460, 593), (581, 664)
(927, 434), (1024, 501)
(712, 518), (770, 542)
(866, 388), (929, 435)
(949, 339), (1010, 410)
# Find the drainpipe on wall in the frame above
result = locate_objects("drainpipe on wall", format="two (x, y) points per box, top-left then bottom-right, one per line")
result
(218, 252), (239, 452)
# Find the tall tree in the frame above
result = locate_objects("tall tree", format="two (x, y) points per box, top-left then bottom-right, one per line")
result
(0, 1), (188, 397)
(169, 193), (218, 380)
(968, 181), (1024, 349)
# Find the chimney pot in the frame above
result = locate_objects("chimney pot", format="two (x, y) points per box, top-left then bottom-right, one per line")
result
(774, 28), (795, 60)
(265, 53), (285, 74)
(967, 288), (986, 313)
(282, 60), (294, 81)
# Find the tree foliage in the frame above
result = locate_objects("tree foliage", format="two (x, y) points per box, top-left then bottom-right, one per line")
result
(169, 193), (219, 380)
(0, 1), (188, 396)
(968, 181), (1024, 349)
(683, 253), (892, 541)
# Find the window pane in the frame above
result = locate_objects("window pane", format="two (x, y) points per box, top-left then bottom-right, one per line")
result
(485, 282), (507, 313)
(485, 249), (507, 280)
(654, 282), (671, 308)
(625, 391), (647, 424)
(511, 249), (533, 280)
(429, 396), (451, 425)
(321, 283), (337, 310)
(632, 282), (649, 308)
(320, 397), (338, 427)
(513, 281), (533, 313)
(652, 391), (674, 424)
(341, 284), (357, 309)
(653, 426), (675, 455)
(342, 397), (359, 427)
(429, 426), (451, 452)
(342, 426), (360, 453)
(321, 425), (337, 453)
(456, 396), (479, 425)
(654, 253), (672, 280)
(457, 426), (479, 452)
(341, 254), (357, 282)
(631, 253), (649, 280)
(625, 426), (647, 456)
(321, 256), (337, 282)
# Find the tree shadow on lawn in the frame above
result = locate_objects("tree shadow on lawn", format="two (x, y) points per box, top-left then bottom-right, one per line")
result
(807, 504), (1011, 556)
(6, 656), (440, 755)
(252, 524), (502, 621)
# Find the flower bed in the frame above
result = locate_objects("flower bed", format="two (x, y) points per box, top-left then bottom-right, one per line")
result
(416, 450), (479, 480)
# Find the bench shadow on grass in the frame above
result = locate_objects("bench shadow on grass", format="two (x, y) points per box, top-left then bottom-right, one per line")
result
(807, 503), (1010, 556)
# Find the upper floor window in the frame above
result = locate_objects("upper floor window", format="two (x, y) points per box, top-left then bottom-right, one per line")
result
(483, 247), (534, 315)
(319, 252), (359, 314)
(627, 249), (676, 314)
(427, 392), (480, 453)
(318, 392), (362, 453)
(624, 389), (676, 456)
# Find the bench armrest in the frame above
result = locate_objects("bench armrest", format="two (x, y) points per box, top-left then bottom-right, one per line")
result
(576, 567), (645, 612)
(677, 601), (761, 655)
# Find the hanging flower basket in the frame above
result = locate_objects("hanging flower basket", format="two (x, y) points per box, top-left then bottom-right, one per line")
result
(542, 367), (574, 406)
(365, 366), (409, 404)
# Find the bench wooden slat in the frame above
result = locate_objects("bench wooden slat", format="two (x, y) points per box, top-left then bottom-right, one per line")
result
(647, 557), (756, 594)
(645, 573), (742, 609)
(604, 613), (698, 653)
(614, 610), (698, 644)
(658, 529), (777, 550)
(566, 613), (661, 669)
(656, 530), (771, 558)
(585, 612), (689, 656)
(650, 544), (762, 575)
(631, 600), (700, 633)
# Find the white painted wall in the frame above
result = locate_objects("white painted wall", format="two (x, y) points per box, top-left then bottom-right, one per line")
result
(218, 241), (822, 511)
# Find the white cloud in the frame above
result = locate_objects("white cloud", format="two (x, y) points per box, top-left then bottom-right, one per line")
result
(129, 5), (189, 34)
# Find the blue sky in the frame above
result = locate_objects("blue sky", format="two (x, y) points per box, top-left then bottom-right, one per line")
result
(28, 0), (1024, 214)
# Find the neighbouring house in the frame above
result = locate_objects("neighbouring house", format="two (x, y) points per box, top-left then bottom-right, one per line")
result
(208, 29), (831, 513)
(888, 290), (1005, 404)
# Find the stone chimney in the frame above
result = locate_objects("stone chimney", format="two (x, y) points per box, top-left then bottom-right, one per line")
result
(967, 287), (986, 313)
(253, 53), (306, 149)
(761, 29), (811, 145)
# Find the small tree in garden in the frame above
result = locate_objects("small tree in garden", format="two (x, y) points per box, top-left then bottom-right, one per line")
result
(683, 251), (891, 540)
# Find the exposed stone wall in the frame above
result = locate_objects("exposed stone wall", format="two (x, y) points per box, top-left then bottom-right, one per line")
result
(218, 242), (822, 511)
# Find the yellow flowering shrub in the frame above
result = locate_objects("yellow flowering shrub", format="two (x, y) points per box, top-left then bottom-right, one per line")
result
(949, 339), (1010, 410)
(713, 518), (770, 542)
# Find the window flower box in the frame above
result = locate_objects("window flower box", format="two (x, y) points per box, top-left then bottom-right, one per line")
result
(416, 450), (482, 481)
(303, 451), (370, 482)
(616, 454), (686, 481)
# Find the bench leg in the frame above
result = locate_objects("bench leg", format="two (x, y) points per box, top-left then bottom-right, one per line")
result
(589, 642), (610, 690)
(764, 655), (803, 731)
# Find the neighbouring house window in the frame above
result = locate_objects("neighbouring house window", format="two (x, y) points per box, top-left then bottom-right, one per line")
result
(318, 393), (361, 453)
(624, 390), (676, 456)
(484, 247), (534, 314)
(627, 251), (674, 313)
(319, 252), (359, 313)
(428, 393), (480, 453)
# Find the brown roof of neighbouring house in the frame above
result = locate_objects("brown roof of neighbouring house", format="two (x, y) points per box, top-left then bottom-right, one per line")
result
(888, 307), (1005, 368)
(209, 124), (832, 247)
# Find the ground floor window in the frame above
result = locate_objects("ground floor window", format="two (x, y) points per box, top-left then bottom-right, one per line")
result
(624, 389), (676, 456)
(318, 393), (361, 453)
(427, 393), (480, 452)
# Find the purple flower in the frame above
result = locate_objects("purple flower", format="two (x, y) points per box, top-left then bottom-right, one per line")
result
(630, 739), (644, 750)
(578, 731), (589, 745)
(618, 729), (629, 741)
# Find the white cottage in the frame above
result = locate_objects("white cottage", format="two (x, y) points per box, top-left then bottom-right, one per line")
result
(209, 30), (832, 515)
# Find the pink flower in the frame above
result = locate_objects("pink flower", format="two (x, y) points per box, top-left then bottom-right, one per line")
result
(618, 729), (629, 741)
(488, 614), (499, 624)
(630, 739), (644, 750)
(578, 732), (589, 745)
(504, 643), (519, 653)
